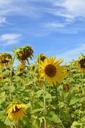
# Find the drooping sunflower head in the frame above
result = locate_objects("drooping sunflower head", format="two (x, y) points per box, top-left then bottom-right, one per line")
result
(7, 103), (30, 122)
(39, 57), (66, 85)
(23, 46), (33, 59)
(37, 53), (47, 63)
(0, 53), (12, 68)
(77, 56), (85, 72)
(14, 46), (33, 62)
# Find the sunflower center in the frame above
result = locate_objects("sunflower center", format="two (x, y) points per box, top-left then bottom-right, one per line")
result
(45, 64), (56, 77)
(12, 106), (21, 113)
(79, 58), (85, 68)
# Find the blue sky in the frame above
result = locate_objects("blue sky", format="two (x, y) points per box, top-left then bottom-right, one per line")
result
(0, 0), (85, 63)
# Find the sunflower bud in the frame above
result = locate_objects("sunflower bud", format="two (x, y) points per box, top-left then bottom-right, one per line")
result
(37, 53), (47, 64)
(63, 84), (70, 92)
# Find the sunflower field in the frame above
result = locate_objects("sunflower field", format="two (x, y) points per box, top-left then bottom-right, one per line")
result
(0, 45), (85, 128)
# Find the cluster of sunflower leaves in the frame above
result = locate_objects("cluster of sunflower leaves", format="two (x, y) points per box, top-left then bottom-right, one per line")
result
(0, 46), (85, 128)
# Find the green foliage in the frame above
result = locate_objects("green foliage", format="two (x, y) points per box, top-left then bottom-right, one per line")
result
(0, 46), (85, 128)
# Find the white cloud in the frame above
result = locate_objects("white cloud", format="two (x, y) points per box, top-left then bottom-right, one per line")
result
(0, 33), (22, 45)
(38, 22), (66, 36)
(51, 0), (85, 21)
(37, 0), (85, 35)
(0, 0), (85, 21)
(0, 0), (11, 4)
(0, 0), (13, 15)
(0, 0), (85, 35)
(0, 0), (84, 22)
(58, 43), (85, 63)
(63, 0), (85, 16)
(0, 0), (42, 18)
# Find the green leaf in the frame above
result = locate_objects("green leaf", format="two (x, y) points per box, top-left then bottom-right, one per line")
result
(69, 97), (79, 105)
(47, 111), (62, 124)
(32, 108), (43, 114)
(0, 92), (6, 104)
(45, 92), (52, 101)
(35, 90), (43, 98)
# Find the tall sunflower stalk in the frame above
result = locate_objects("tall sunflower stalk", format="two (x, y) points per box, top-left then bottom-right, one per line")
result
(9, 55), (15, 100)
(42, 82), (47, 128)
(39, 57), (67, 128)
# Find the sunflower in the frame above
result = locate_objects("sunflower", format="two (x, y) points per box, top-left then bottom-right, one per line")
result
(0, 53), (12, 68)
(16, 63), (25, 75)
(7, 103), (30, 122)
(77, 85), (82, 93)
(39, 57), (66, 85)
(37, 53), (47, 63)
(77, 56), (85, 72)
(14, 46), (33, 62)
(28, 64), (36, 75)
(63, 84), (70, 92)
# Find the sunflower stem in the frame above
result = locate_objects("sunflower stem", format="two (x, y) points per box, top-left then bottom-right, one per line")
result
(54, 84), (59, 115)
(43, 83), (46, 128)
(27, 59), (29, 65)
(9, 56), (15, 100)
(15, 122), (18, 128)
